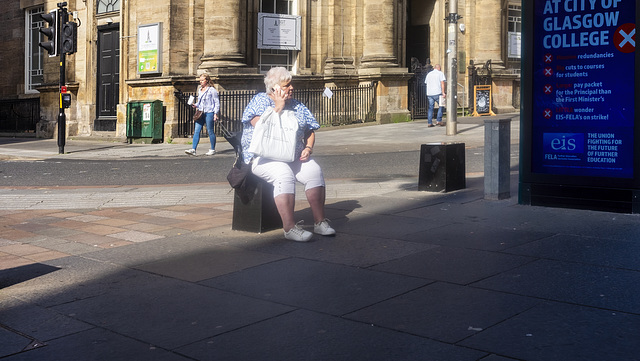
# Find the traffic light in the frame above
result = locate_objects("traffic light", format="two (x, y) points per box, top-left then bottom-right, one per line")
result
(39, 9), (59, 57)
(61, 22), (77, 55)
(61, 92), (72, 108)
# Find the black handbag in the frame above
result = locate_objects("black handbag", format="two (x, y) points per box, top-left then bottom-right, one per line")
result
(227, 155), (257, 204)
(227, 156), (251, 189)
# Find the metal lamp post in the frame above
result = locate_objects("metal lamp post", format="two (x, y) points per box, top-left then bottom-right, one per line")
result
(446, 0), (461, 136)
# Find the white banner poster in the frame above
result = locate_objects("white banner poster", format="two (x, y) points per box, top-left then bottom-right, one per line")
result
(257, 13), (301, 50)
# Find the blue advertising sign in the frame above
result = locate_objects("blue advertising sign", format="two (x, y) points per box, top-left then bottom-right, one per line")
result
(532, 0), (635, 178)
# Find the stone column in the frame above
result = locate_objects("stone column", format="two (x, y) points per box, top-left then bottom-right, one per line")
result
(360, 0), (397, 68)
(324, 0), (356, 75)
(198, 0), (250, 73)
(358, 0), (410, 124)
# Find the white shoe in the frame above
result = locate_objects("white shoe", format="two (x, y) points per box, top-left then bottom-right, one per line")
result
(205, 149), (216, 156)
(284, 223), (313, 242)
(314, 219), (336, 236)
(185, 149), (196, 156)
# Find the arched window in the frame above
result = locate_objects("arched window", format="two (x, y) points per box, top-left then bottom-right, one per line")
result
(97, 0), (120, 14)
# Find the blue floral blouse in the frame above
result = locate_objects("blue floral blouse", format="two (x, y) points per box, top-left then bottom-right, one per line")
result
(241, 92), (320, 164)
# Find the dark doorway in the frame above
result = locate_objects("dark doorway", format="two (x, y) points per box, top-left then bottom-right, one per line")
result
(96, 24), (120, 131)
(406, 24), (429, 67)
(406, 0), (431, 119)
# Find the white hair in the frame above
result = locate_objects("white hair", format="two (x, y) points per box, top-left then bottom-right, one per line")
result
(264, 67), (292, 95)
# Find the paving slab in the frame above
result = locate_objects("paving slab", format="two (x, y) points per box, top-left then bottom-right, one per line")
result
(473, 258), (640, 314)
(335, 211), (441, 240)
(83, 232), (240, 267)
(2, 257), (131, 307)
(0, 326), (37, 359)
(1, 328), (191, 361)
(459, 302), (640, 361)
(239, 232), (439, 268)
(345, 282), (540, 343)
(201, 258), (430, 316)
(51, 270), (294, 350)
(328, 191), (445, 215)
(481, 356), (521, 361)
(0, 297), (93, 343)
(176, 309), (488, 361)
(371, 246), (535, 285)
(401, 222), (554, 251)
(135, 245), (288, 282)
(504, 233), (640, 269)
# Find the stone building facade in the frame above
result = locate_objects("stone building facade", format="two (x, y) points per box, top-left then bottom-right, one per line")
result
(2, 0), (521, 140)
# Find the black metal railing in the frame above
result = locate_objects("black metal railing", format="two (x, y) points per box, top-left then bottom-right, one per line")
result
(409, 70), (428, 119)
(219, 90), (258, 132)
(0, 98), (40, 133)
(175, 82), (377, 138)
(296, 82), (378, 126)
(175, 89), (257, 138)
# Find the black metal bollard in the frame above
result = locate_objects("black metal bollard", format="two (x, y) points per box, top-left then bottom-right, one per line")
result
(418, 143), (466, 192)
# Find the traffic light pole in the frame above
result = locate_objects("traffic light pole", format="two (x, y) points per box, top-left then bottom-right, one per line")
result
(58, 50), (66, 154)
(57, 4), (67, 154)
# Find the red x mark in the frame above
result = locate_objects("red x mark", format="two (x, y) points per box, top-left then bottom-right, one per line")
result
(544, 53), (553, 63)
(544, 84), (553, 94)
(543, 109), (552, 119)
(544, 67), (553, 77)
(614, 23), (636, 53)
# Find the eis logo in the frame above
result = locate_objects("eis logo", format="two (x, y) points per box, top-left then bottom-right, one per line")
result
(543, 133), (584, 160)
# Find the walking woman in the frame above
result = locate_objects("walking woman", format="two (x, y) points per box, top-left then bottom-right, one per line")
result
(186, 73), (220, 156)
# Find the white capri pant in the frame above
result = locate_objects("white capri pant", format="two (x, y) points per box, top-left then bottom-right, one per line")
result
(251, 157), (325, 197)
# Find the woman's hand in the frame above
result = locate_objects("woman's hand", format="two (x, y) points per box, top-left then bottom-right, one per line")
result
(271, 84), (290, 113)
(300, 132), (315, 162)
(214, 114), (219, 121)
(300, 147), (312, 162)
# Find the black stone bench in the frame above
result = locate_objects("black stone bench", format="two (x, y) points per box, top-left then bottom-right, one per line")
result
(231, 175), (282, 233)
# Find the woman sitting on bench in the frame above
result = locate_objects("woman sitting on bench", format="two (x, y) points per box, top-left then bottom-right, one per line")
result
(240, 67), (335, 242)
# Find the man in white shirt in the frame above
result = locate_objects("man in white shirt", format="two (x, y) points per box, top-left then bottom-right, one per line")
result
(424, 64), (446, 127)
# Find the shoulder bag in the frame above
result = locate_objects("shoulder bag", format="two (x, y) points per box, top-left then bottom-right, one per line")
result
(247, 107), (299, 162)
(192, 109), (203, 121)
(192, 87), (211, 121)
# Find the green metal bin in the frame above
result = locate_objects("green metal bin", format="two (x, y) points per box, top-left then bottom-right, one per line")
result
(126, 100), (163, 142)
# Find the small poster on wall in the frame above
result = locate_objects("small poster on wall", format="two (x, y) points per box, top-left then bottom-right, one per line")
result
(143, 103), (151, 121)
(138, 23), (163, 75)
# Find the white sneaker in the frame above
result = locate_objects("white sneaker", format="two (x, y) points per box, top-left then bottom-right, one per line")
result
(314, 219), (336, 236)
(284, 223), (313, 242)
(185, 149), (196, 156)
(205, 149), (216, 156)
